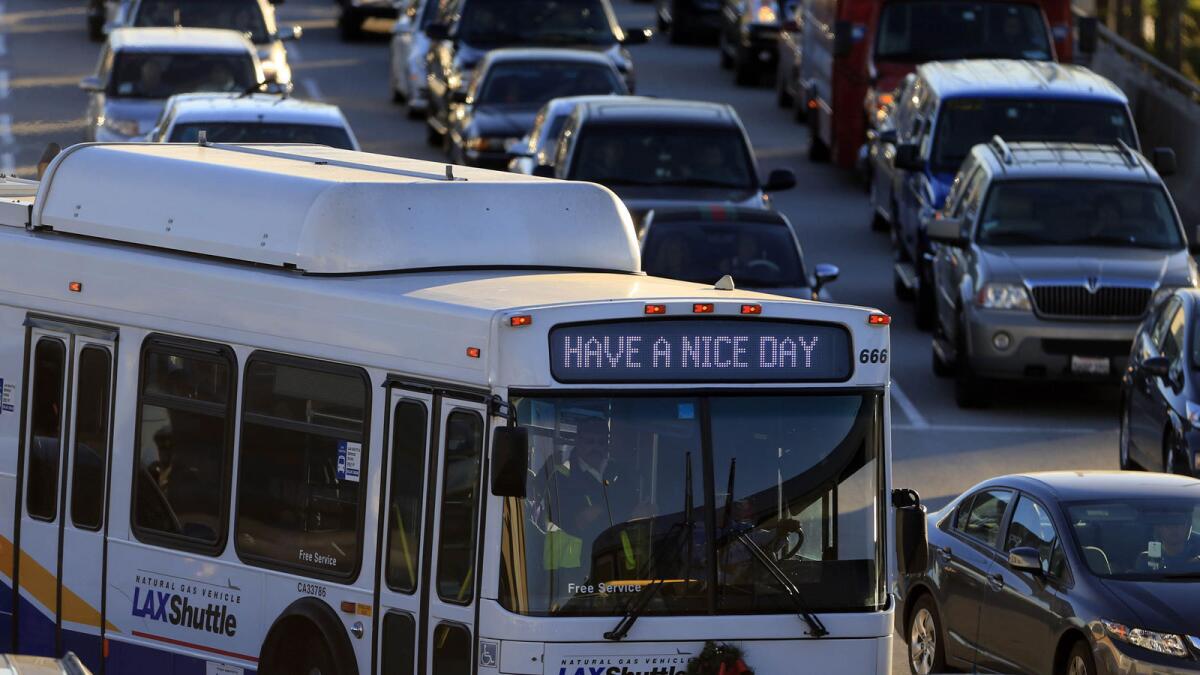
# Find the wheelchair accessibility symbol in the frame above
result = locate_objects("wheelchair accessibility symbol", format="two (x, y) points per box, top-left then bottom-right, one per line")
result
(479, 640), (498, 668)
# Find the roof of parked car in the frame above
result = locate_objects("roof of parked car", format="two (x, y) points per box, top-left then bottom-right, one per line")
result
(975, 140), (1163, 183)
(480, 47), (620, 68)
(984, 471), (1200, 502)
(576, 97), (739, 126)
(918, 60), (1128, 104)
(162, 94), (351, 127)
(108, 26), (259, 54)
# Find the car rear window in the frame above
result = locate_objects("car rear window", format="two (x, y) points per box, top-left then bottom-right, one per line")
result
(643, 220), (806, 287)
(110, 52), (257, 99)
(875, 1), (1052, 62)
(169, 122), (355, 150)
(477, 62), (624, 106)
(134, 0), (270, 43)
(568, 124), (755, 191)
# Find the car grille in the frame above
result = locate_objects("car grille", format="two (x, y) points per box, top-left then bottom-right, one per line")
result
(1030, 285), (1151, 319)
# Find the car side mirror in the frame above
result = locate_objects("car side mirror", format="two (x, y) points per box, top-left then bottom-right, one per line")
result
(894, 143), (922, 171)
(926, 216), (967, 247)
(763, 168), (797, 192)
(878, 128), (897, 145)
(1153, 147), (1177, 177)
(893, 489), (928, 575)
(1077, 15), (1098, 54)
(621, 26), (653, 45)
(832, 20), (854, 57)
(813, 263), (839, 291)
(1008, 546), (1043, 574)
(425, 23), (450, 40)
(491, 427), (529, 498)
(79, 76), (102, 92)
(276, 25), (302, 41)
(532, 164), (556, 178)
(1141, 355), (1172, 379)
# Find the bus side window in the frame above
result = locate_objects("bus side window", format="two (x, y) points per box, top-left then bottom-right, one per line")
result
(26, 338), (68, 521)
(435, 411), (483, 604)
(386, 401), (428, 592)
(132, 337), (236, 551)
(235, 353), (370, 579)
(431, 622), (471, 675)
(381, 611), (416, 675)
(70, 346), (113, 530)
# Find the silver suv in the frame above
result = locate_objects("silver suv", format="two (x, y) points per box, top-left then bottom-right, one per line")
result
(927, 139), (1197, 407)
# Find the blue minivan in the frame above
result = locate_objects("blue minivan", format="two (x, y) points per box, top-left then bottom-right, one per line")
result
(868, 60), (1172, 329)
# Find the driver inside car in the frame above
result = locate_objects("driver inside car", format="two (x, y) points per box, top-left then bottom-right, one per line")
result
(1135, 508), (1200, 572)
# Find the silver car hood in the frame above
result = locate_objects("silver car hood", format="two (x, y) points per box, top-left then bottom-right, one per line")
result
(105, 98), (168, 135)
(980, 246), (1194, 288)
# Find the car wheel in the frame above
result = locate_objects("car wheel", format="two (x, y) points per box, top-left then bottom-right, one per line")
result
(915, 275), (935, 331)
(88, 16), (105, 43)
(907, 596), (947, 675)
(719, 33), (733, 69)
(392, 85), (405, 104)
(932, 320), (954, 378)
(894, 269), (914, 301)
(1063, 640), (1096, 675)
(734, 53), (757, 86)
(776, 67), (794, 107)
(1165, 432), (1191, 475)
(807, 114), (830, 162)
(1119, 402), (1140, 470)
(954, 320), (988, 408)
(871, 209), (889, 232)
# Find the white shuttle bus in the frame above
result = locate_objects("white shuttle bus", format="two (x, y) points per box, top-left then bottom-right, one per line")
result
(0, 143), (925, 675)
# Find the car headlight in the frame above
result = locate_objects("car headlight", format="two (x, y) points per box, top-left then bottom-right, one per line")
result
(1153, 286), (1184, 308)
(1102, 619), (1191, 658)
(1187, 401), (1200, 428)
(977, 283), (1032, 311)
(756, 3), (778, 23)
(464, 136), (517, 153)
(101, 117), (140, 137)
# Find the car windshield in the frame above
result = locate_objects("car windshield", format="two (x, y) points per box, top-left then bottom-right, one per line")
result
(498, 393), (885, 616)
(643, 221), (806, 288)
(458, 0), (618, 46)
(110, 52), (257, 99)
(569, 125), (756, 191)
(875, 1), (1052, 62)
(477, 62), (622, 107)
(976, 181), (1183, 250)
(931, 99), (1137, 172)
(133, 0), (271, 44)
(168, 122), (355, 149)
(1067, 498), (1200, 580)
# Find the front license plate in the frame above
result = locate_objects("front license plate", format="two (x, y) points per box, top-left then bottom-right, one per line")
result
(1071, 355), (1110, 375)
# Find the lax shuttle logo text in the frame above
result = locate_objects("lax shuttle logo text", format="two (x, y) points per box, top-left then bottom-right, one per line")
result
(131, 571), (241, 638)
(556, 655), (690, 675)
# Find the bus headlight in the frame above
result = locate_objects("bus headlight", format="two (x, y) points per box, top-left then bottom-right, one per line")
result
(1101, 620), (1190, 658)
(977, 283), (1031, 311)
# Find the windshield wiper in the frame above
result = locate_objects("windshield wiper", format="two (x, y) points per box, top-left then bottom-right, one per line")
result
(604, 452), (694, 641)
(731, 531), (829, 637)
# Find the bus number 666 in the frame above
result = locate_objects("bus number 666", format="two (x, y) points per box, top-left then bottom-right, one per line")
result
(859, 349), (888, 364)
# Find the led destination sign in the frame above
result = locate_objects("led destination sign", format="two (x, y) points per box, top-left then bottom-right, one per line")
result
(550, 319), (852, 383)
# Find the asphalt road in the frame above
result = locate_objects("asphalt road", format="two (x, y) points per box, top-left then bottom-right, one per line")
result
(0, 1), (1123, 670)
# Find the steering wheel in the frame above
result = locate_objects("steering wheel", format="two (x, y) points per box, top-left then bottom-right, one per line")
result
(767, 521), (805, 561)
(746, 259), (781, 276)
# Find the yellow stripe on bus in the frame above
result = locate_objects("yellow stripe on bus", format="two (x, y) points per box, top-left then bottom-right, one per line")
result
(0, 534), (119, 632)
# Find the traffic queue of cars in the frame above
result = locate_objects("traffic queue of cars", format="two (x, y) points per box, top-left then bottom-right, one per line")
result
(68, 2), (1200, 674)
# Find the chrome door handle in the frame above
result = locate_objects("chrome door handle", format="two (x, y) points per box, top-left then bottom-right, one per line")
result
(988, 573), (1004, 590)
(936, 547), (952, 562)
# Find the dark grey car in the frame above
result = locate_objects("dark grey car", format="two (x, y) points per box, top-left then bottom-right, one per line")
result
(898, 471), (1200, 675)
(927, 140), (1196, 408)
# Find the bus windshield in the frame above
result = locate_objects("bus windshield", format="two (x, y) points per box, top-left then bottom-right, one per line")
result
(498, 392), (885, 617)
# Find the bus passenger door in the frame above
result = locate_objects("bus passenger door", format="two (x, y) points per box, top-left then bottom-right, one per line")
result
(16, 325), (114, 668)
(424, 399), (487, 675)
(374, 389), (434, 675)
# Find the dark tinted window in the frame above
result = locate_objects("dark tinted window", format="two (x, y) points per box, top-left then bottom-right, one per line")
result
(386, 401), (428, 592)
(133, 339), (234, 549)
(643, 221), (805, 287)
(431, 623), (471, 675)
(932, 99), (1136, 171)
(1005, 496), (1060, 575)
(458, 0), (616, 46)
(961, 489), (1012, 547)
(169, 122), (356, 150)
(109, 52), (256, 99)
(569, 125), (755, 191)
(134, 0), (270, 43)
(1163, 304), (1187, 363)
(477, 62), (622, 106)
(27, 339), (67, 521)
(381, 612), (416, 675)
(876, 1), (1051, 62)
(976, 181), (1182, 250)
(70, 347), (113, 530)
(435, 411), (483, 603)
(236, 355), (369, 578)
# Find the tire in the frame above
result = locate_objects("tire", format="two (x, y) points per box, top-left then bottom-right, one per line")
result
(871, 209), (889, 232)
(807, 113), (830, 162)
(88, 17), (105, 43)
(406, 104), (425, 121)
(392, 86), (405, 104)
(1062, 640), (1096, 675)
(1119, 401), (1140, 470)
(261, 625), (342, 675)
(894, 269), (914, 301)
(794, 91), (808, 122)
(915, 274), (935, 331)
(719, 33), (733, 69)
(734, 54), (757, 86)
(907, 595), (947, 675)
(932, 320), (954, 378)
(425, 118), (443, 147)
(954, 319), (988, 408)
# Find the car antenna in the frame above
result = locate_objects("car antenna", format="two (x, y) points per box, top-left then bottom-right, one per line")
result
(715, 274), (736, 291)
(197, 130), (208, 147)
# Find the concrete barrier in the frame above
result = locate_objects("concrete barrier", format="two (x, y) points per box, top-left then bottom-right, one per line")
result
(1076, 22), (1200, 233)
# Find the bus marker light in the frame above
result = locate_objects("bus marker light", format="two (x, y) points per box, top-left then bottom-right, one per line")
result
(357, 604), (372, 617)
(868, 313), (891, 325)
(466, 347), (481, 359)
(740, 304), (762, 315)
(693, 303), (714, 314)
(644, 304), (666, 315)
(69, 281), (82, 293)
(509, 315), (532, 327)
(340, 601), (356, 614)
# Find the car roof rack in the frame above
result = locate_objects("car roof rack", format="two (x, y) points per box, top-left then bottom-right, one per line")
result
(989, 135), (1014, 165)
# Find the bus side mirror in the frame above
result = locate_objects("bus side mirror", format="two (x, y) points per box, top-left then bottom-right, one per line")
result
(893, 488), (928, 576)
(491, 427), (529, 498)
(1153, 147), (1177, 177)
(1077, 16), (1098, 55)
(833, 20), (854, 57)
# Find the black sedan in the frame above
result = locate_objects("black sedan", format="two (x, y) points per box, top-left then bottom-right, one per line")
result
(447, 49), (627, 169)
(718, 0), (782, 86)
(1121, 287), (1200, 476)
(899, 472), (1200, 675)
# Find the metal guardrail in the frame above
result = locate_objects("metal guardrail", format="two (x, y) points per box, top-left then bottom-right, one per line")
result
(1074, 8), (1200, 103)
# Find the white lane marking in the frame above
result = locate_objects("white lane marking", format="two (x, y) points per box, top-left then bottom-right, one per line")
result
(0, 70), (8, 99)
(0, 113), (13, 145)
(895, 423), (1111, 434)
(301, 78), (322, 101)
(1, 152), (14, 176)
(891, 380), (929, 429)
